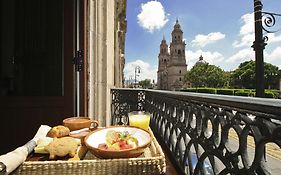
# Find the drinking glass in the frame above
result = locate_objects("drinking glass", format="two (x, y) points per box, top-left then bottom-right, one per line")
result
(128, 111), (151, 131)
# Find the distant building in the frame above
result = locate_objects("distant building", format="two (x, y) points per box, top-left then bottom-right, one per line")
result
(195, 55), (207, 66)
(186, 55), (208, 88)
(157, 20), (187, 91)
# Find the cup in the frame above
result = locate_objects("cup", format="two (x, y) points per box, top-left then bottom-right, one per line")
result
(128, 111), (151, 131)
(63, 117), (99, 131)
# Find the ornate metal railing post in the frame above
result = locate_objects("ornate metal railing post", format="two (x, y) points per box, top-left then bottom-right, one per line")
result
(252, 0), (266, 97)
(252, 0), (281, 97)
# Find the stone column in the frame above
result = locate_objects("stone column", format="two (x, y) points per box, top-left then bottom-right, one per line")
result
(88, 0), (115, 126)
(87, 0), (126, 126)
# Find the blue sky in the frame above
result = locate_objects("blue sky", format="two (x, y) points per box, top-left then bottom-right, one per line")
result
(124, 0), (281, 83)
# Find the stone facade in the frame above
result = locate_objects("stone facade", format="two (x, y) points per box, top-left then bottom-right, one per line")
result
(87, 0), (126, 126)
(157, 20), (187, 91)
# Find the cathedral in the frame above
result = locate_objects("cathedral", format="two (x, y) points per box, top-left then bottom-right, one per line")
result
(157, 20), (187, 90)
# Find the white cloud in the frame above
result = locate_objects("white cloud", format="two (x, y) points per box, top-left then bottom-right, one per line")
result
(224, 47), (281, 70)
(265, 46), (281, 62)
(267, 33), (281, 43)
(226, 48), (254, 64)
(233, 13), (281, 48)
(124, 60), (157, 82)
(232, 33), (254, 48)
(239, 13), (254, 36)
(186, 49), (224, 70)
(233, 13), (254, 48)
(137, 1), (169, 33)
(191, 32), (225, 48)
(229, 13), (281, 69)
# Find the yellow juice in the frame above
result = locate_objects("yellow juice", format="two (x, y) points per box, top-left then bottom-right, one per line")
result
(129, 114), (150, 131)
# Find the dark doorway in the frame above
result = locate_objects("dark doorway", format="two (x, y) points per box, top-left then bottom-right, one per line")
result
(0, 0), (79, 154)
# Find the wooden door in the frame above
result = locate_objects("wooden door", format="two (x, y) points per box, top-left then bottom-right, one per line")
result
(0, 0), (81, 154)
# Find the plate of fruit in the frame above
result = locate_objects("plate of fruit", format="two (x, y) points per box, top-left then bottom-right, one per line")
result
(84, 126), (152, 158)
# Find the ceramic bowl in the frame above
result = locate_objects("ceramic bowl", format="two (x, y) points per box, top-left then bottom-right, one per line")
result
(84, 126), (152, 158)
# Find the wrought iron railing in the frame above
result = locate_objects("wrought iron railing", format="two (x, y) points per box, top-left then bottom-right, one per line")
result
(111, 88), (281, 175)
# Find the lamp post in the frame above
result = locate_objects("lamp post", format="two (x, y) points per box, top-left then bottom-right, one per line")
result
(252, 1), (281, 165)
(252, 0), (281, 97)
(134, 66), (141, 88)
(252, 0), (265, 97)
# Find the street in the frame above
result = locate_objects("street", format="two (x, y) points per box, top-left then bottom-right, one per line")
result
(228, 128), (281, 174)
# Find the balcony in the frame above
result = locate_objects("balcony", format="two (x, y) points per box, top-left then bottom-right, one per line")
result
(111, 88), (281, 175)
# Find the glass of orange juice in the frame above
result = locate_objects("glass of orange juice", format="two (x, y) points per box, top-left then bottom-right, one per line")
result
(128, 111), (151, 131)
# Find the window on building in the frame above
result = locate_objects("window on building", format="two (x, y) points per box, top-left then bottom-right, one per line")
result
(179, 70), (181, 74)
(179, 77), (182, 81)
(178, 50), (181, 54)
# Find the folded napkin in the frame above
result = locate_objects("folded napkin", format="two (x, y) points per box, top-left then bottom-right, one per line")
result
(0, 125), (51, 174)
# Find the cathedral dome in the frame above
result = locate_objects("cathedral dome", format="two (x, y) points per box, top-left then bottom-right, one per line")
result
(195, 55), (207, 65)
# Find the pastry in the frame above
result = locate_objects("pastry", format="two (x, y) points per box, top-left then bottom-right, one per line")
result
(47, 125), (70, 138)
(34, 137), (53, 154)
(45, 137), (80, 159)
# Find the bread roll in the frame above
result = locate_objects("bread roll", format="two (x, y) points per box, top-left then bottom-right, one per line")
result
(47, 125), (70, 138)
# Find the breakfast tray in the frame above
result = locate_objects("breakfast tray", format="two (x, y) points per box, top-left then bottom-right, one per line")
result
(13, 129), (166, 175)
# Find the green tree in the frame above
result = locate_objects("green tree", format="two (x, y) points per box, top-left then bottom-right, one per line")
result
(184, 63), (228, 88)
(264, 63), (281, 89)
(139, 79), (151, 89)
(230, 61), (255, 88)
(230, 60), (281, 89)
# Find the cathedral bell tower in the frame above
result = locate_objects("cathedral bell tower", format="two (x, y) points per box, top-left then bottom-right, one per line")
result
(168, 19), (187, 90)
(157, 36), (170, 90)
(157, 19), (187, 91)
(169, 19), (186, 65)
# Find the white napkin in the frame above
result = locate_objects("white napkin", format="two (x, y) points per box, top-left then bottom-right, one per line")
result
(0, 125), (51, 174)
